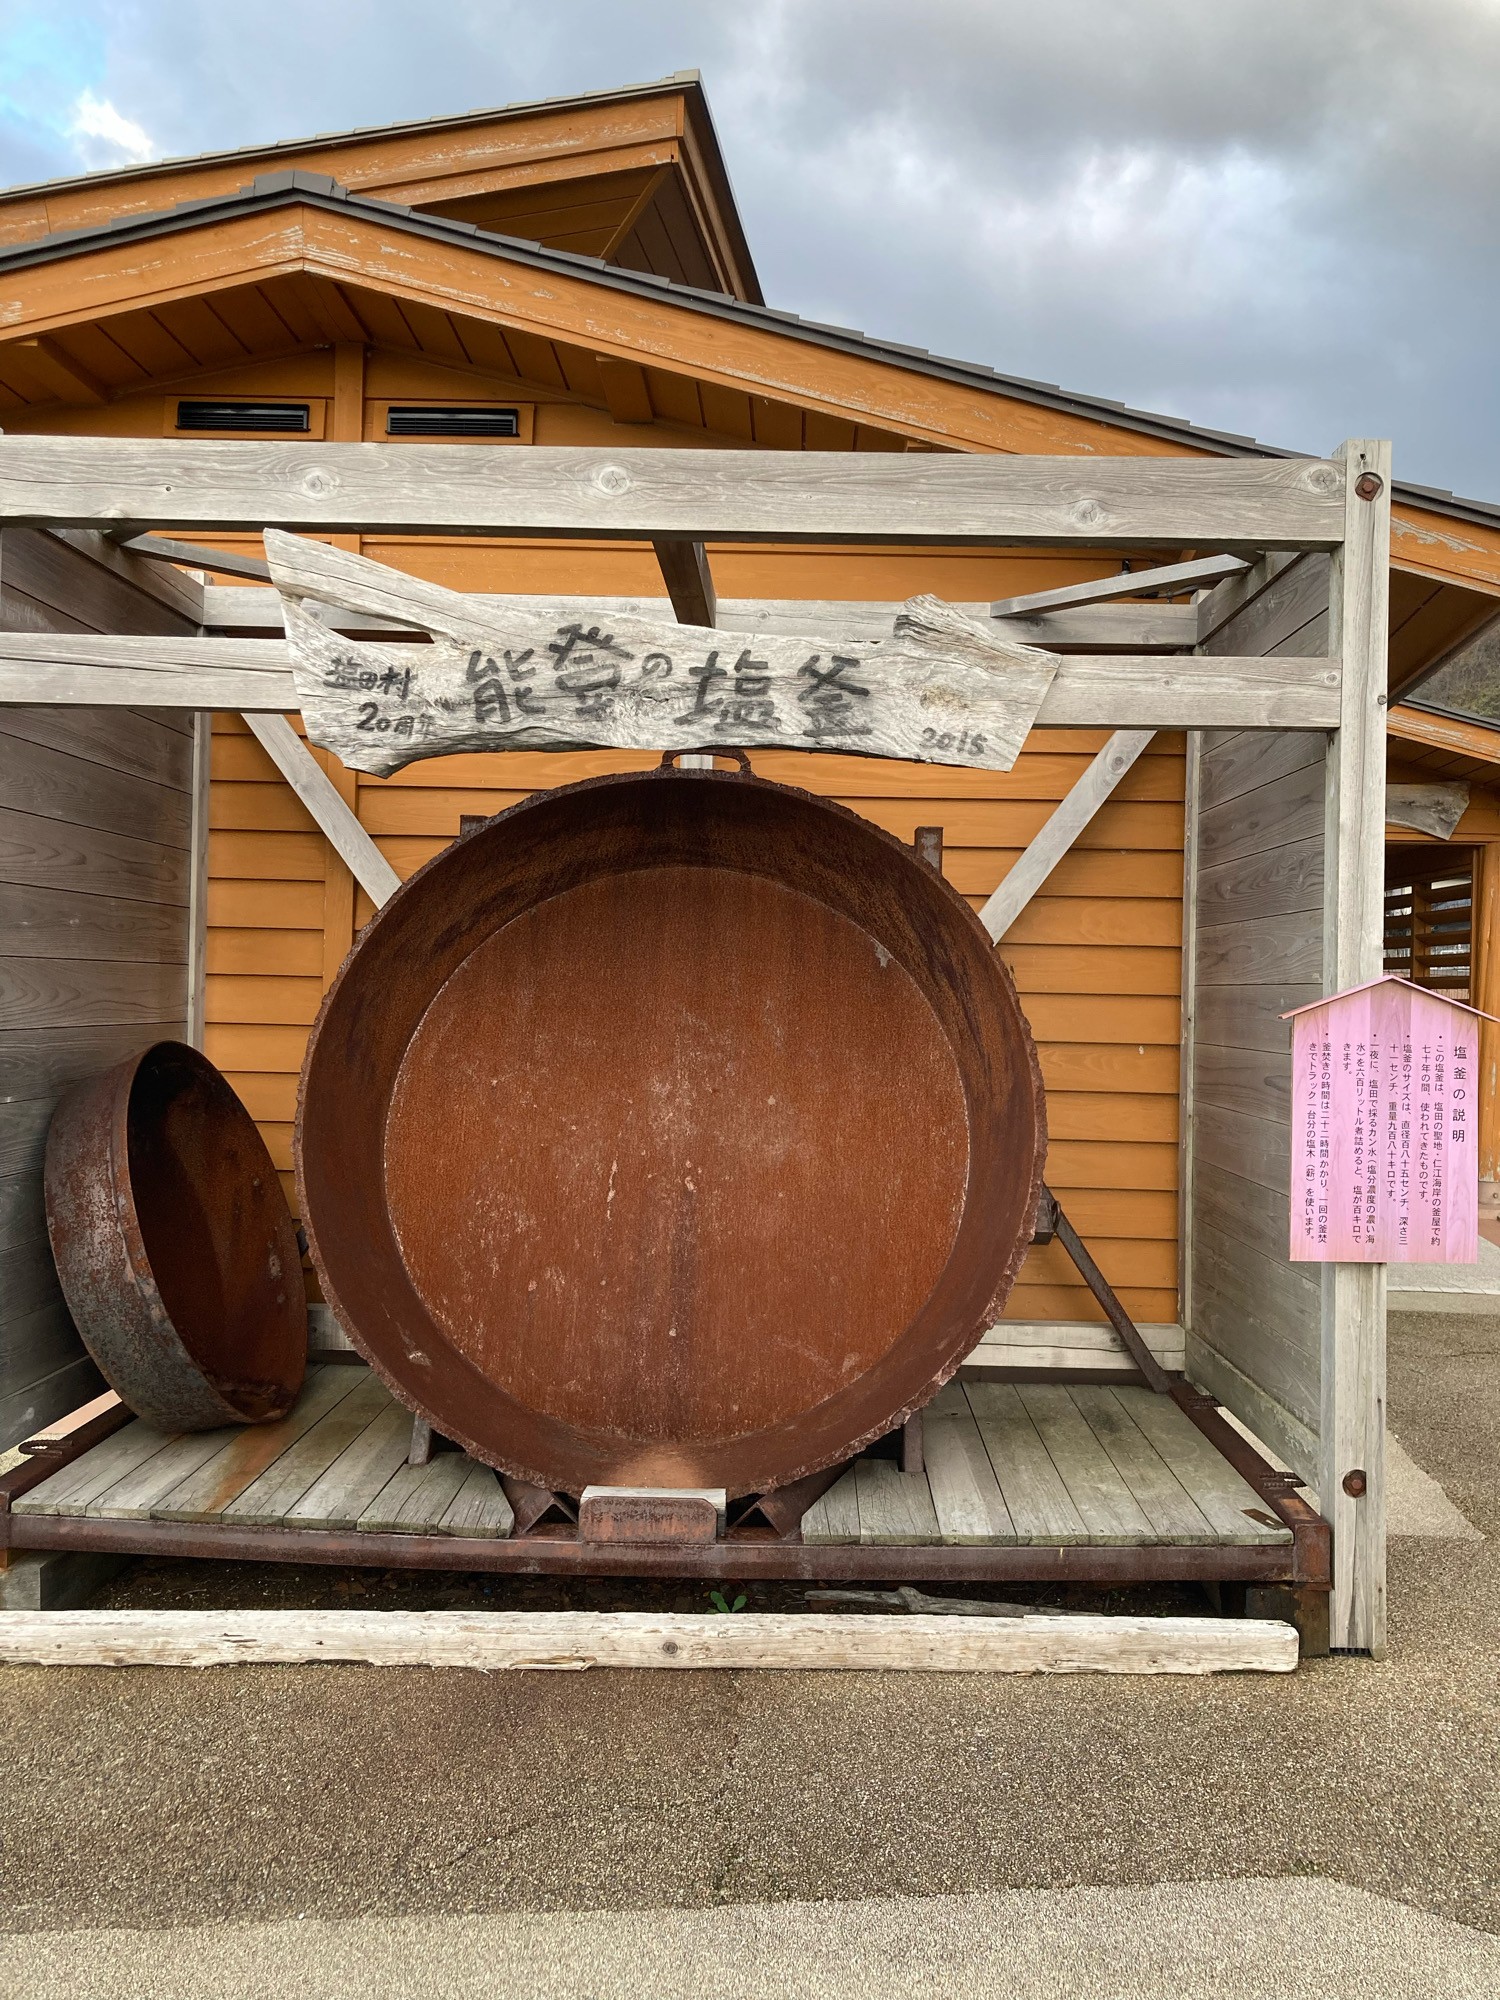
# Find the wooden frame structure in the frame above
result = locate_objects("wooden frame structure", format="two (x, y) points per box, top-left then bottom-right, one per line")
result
(0, 437), (1390, 1652)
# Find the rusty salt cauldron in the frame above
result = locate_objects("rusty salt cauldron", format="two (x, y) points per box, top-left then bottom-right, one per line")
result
(297, 760), (1046, 1498)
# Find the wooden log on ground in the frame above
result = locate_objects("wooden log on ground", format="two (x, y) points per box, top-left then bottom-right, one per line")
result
(0, 1608), (1300, 1672)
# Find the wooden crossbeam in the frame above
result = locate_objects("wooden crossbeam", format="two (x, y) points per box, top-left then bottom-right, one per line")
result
(0, 439), (1349, 548)
(0, 636), (1344, 730)
(243, 714), (400, 907)
(118, 533), (273, 584)
(979, 731), (1158, 941)
(991, 554), (1248, 618)
(651, 537), (716, 627)
(14, 336), (108, 406)
(201, 587), (1196, 651)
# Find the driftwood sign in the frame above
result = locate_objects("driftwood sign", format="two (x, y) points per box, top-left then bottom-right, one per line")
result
(263, 532), (1061, 778)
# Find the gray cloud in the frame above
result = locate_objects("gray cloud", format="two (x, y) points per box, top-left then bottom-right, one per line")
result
(2, 0), (1497, 494)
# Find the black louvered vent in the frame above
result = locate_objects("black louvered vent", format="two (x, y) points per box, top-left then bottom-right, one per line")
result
(1384, 849), (1475, 1001)
(386, 406), (521, 438)
(176, 400), (311, 433)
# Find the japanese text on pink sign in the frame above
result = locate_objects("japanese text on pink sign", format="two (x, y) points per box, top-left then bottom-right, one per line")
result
(1290, 982), (1479, 1263)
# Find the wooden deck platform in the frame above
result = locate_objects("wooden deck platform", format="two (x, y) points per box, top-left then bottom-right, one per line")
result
(11, 1365), (1289, 1555)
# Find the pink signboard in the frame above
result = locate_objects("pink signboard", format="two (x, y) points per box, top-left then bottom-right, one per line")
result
(1287, 977), (1493, 1263)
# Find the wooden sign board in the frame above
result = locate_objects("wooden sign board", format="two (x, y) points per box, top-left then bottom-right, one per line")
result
(264, 532), (1061, 779)
(1286, 977), (1497, 1264)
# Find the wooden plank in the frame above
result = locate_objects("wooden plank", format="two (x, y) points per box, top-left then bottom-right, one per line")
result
(922, 1382), (1018, 1543)
(992, 554), (1248, 617)
(0, 731), (190, 848)
(1197, 728), (1322, 813)
(1194, 1046), (1292, 1125)
(1068, 1387), (1217, 1544)
(0, 1609), (1300, 1674)
(0, 439), (1349, 546)
(120, 533), (271, 584)
(1195, 907), (1321, 987)
(1110, 1387), (1289, 1544)
(1013, 1385), (1156, 1542)
(356, 1452), (474, 1534)
(0, 636), (1343, 732)
(963, 1381), (1089, 1544)
(1385, 782), (1469, 839)
(1322, 441), (1392, 1657)
(1194, 979), (1318, 1055)
(82, 1424), (241, 1520)
(0, 955), (188, 1032)
(221, 1373), (396, 1526)
(651, 537), (715, 627)
(852, 1457), (942, 1544)
(11, 1417), (177, 1516)
(284, 1400), (415, 1529)
(799, 1464), (860, 1544)
(0, 806), (190, 906)
(0, 706), (193, 790)
(1198, 552), (1330, 653)
(0, 881), (188, 962)
(265, 530), (1061, 778)
(437, 1460), (515, 1538)
(243, 713), (400, 905)
(974, 1322), (1184, 1360)
(151, 1366), (366, 1520)
(1196, 840), (1322, 927)
(1, 526), (201, 635)
(1196, 760), (1325, 870)
(979, 730), (1156, 941)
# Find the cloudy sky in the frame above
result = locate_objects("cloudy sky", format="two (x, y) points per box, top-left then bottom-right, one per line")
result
(2, 0), (1497, 497)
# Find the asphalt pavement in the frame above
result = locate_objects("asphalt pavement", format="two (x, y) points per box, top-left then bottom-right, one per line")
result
(0, 1306), (1495, 1997)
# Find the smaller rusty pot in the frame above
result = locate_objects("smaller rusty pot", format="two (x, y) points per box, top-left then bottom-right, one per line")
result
(45, 1041), (306, 1430)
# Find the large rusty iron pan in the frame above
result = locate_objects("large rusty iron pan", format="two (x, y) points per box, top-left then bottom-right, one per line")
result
(45, 1041), (306, 1430)
(298, 765), (1046, 1498)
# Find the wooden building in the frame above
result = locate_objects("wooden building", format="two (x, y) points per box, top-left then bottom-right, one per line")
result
(2, 74), (1498, 1651)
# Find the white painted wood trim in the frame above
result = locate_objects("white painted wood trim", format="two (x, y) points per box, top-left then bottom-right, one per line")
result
(1321, 439), (1392, 1658)
(242, 713), (400, 908)
(0, 439), (1349, 547)
(184, 711), (212, 1048)
(0, 1609), (1299, 1673)
(991, 554), (1248, 617)
(978, 729), (1156, 941)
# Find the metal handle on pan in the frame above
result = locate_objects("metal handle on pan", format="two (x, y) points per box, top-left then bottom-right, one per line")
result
(659, 747), (754, 774)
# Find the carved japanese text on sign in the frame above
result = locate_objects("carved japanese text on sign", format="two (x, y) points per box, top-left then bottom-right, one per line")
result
(263, 531), (1061, 779)
(1286, 977), (1496, 1264)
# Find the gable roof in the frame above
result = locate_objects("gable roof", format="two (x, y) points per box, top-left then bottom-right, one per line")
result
(0, 73), (761, 305)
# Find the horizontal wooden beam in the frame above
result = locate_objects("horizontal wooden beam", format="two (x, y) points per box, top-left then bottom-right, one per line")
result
(201, 587), (1198, 650)
(0, 634), (1344, 728)
(0, 440), (1348, 547)
(1388, 703), (1500, 765)
(991, 554), (1248, 617)
(1385, 781), (1469, 839)
(15, 336), (108, 405)
(0, 1608), (1299, 1673)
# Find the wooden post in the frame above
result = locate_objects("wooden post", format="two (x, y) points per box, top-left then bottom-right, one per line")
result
(1322, 439), (1391, 1656)
(184, 712), (212, 1048)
